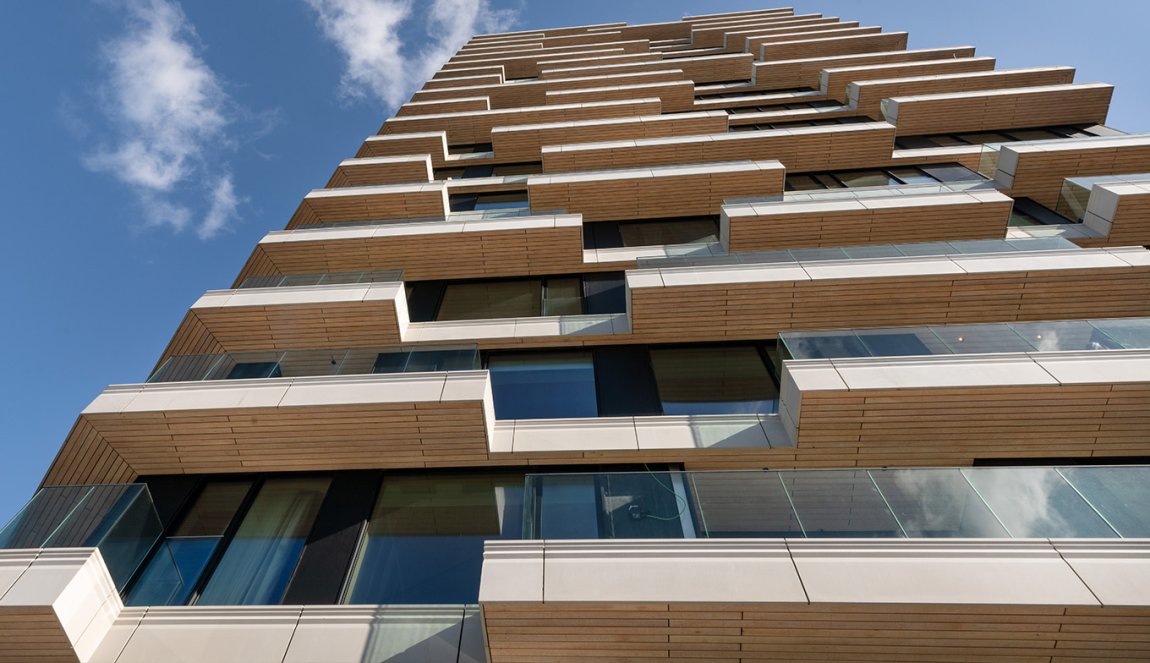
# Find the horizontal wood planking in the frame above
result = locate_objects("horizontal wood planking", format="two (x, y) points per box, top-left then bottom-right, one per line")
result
(185, 299), (404, 353)
(381, 98), (662, 145)
(357, 133), (449, 166)
(541, 53), (754, 85)
(410, 69), (686, 109)
(726, 194), (1013, 252)
(628, 265), (1150, 345)
(851, 66), (1077, 117)
(886, 83), (1114, 136)
(286, 186), (448, 229)
(240, 224), (588, 283)
(535, 52), (661, 73)
(1005, 142), (1150, 209)
(395, 97), (489, 117)
(720, 20), (862, 53)
(795, 383), (1150, 466)
(447, 39), (646, 65)
(46, 401), (491, 485)
(821, 56), (997, 101)
(754, 46), (977, 90)
(540, 123), (895, 174)
(759, 32), (910, 64)
(545, 80), (696, 113)
(744, 25), (882, 55)
(491, 111), (728, 162)
(444, 42), (653, 79)
(481, 602), (1150, 663)
(692, 15), (840, 49)
(421, 73), (503, 90)
(431, 65), (505, 80)
(325, 156), (433, 188)
(0, 607), (79, 663)
(1102, 189), (1150, 246)
(530, 162), (785, 221)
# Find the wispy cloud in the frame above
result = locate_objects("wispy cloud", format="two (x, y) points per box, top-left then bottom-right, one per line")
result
(305, 0), (520, 108)
(84, 0), (246, 239)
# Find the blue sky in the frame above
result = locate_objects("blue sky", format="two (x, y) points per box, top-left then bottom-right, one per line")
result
(1, 0), (1148, 525)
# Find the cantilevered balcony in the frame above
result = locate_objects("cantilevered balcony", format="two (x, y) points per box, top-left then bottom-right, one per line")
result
(993, 133), (1150, 208)
(753, 45), (977, 91)
(480, 466), (1150, 663)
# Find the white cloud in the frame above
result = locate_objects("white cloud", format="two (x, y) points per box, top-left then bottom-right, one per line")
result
(305, 0), (519, 108)
(85, 0), (243, 239)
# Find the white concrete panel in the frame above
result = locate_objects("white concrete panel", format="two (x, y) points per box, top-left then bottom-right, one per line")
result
(542, 540), (807, 603)
(1036, 350), (1150, 384)
(831, 355), (1058, 390)
(1055, 541), (1150, 607)
(87, 607), (146, 663)
(284, 606), (465, 663)
(511, 418), (639, 452)
(0, 550), (37, 601)
(478, 542), (544, 602)
(634, 415), (771, 450)
(278, 374), (448, 406)
(789, 540), (1099, 605)
(121, 382), (290, 413)
(116, 607), (301, 663)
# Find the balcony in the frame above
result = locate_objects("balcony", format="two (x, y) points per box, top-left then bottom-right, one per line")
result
(753, 45), (977, 91)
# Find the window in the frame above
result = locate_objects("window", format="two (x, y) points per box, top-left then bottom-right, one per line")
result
(649, 345), (779, 415)
(488, 351), (598, 419)
(196, 477), (330, 605)
(784, 163), (985, 191)
(438, 280), (542, 319)
(448, 190), (530, 212)
(446, 142), (493, 155)
(344, 472), (525, 604)
(1009, 197), (1076, 226)
(729, 116), (870, 132)
(894, 125), (1103, 150)
(434, 161), (541, 180)
(407, 274), (625, 322)
(584, 216), (720, 249)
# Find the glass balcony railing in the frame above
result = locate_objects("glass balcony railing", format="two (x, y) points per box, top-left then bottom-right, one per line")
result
(1055, 172), (1150, 222)
(778, 317), (1150, 363)
(522, 466), (1150, 540)
(726, 179), (992, 206)
(636, 236), (1079, 269)
(0, 484), (163, 590)
(302, 207), (567, 230)
(148, 344), (480, 383)
(237, 270), (403, 289)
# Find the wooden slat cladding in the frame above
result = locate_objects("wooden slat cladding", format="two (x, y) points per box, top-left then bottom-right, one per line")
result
(490, 111), (729, 162)
(725, 191), (1014, 252)
(154, 313), (225, 371)
(535, 52), (661, 73)
(358, 133), (448, 165)
(431, 65), (505, 80)
(530, 161), (785, 221)
(447, 39), (646, 66)
(885, 83), (1114, 136)
(627, 260), (1150, 345)
(744, 26), (883, 55)
(541, 122), (895, 175)
(42, 418), (135, 487)
(545, 80), (696, 113)
(540, 53), (754, 85)
(481, 602), (1150, 663)
(754, 46), (977, 90)
(821, 56), (997, 101)
(0, 606), (77, 663)
(443, 42), (653, 79)
(759, 32), (910, 63)
(246, 219), (587, 283)
(722, 21), (865, 53)
(795, 383), (1150, 466)
(421, 73), (502, 90)
(1099, 187), (1150, 246)
(325, 155), (433, 188)
(1001, 138), (1150, 208)
(850, 66), (1077, 117)
(381, 98), (662, 145)
(410, 69), (685, 109)
(692, 15), (839, 49)
(394, 97), (489, 117)
(286, 184), (448, 229)
(184, 299), (404, 354)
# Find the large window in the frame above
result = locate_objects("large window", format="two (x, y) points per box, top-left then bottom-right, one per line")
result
(784, 162), (984, 191)
(434, 161), (541, 180)
(448, 190), (530, 212)
(894, 125), (1104, 150)
(649, 346), (779, 415)
(406, 273), (626, 322)
(345, 472), (525, 604)
(583, 216), (720, 249)
(488, 351), (598, 419)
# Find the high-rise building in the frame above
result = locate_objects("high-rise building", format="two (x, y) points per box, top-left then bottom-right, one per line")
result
(3, 6), (1149, 662)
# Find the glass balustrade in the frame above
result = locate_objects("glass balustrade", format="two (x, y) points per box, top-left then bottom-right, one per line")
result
(0, 484), (163, 590)
(778, 317), (1150, 363)
(148, 344), (481, 383)
(237, 269), (403, 289)
(522, 466), (1150, 540)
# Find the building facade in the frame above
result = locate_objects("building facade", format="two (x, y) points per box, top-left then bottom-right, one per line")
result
(2, 6), (1150, 662)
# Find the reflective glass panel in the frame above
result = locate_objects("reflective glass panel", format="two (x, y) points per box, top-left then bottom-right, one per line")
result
(617, 218), (720, 247)
(961, 468), (1117, 538)
(542, 278), (583, 316)
(834, 170), (898, 188)
(780, 470), (903, 537)
(488, 352), (597, 419)
(197, 478), (330, 605)
(870, 469), (1008, 537)
(650, 346), (779, 415)
(1059, 467), (1150, 537)
(346, 473), (524, 604)
(689, 472), (802, 537)
(436, 280), (541, 320)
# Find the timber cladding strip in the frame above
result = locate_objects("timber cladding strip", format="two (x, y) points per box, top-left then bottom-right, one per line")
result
(325, 155), (433, 188)
(539, 122), (895, 174)
(742, 25), (883, 54)
(489, 111), (729, 162)
(820, 56), (998, 101)
(528, 160), (785, 221)
(691, 14), (838, 49)
(781, 350), (1150, 466)
(754, 46), (978, 90)
(625, 247), (1150, 344)
(286, 182), (448, 229)
(848, 65), (1078, 117)
(237, 214), (587, 284)
(408, 69), (687, 109)
(41, 372), (494, 486)
(723, 189), (1014, 252)
(538, 52), (754, 85)
(380, 98), (663, 145)
(997, 135), (1150, 209)
(883, 83), (1114, 136)
(544, 80), (696, 113)
(759, 31), (909, 62)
